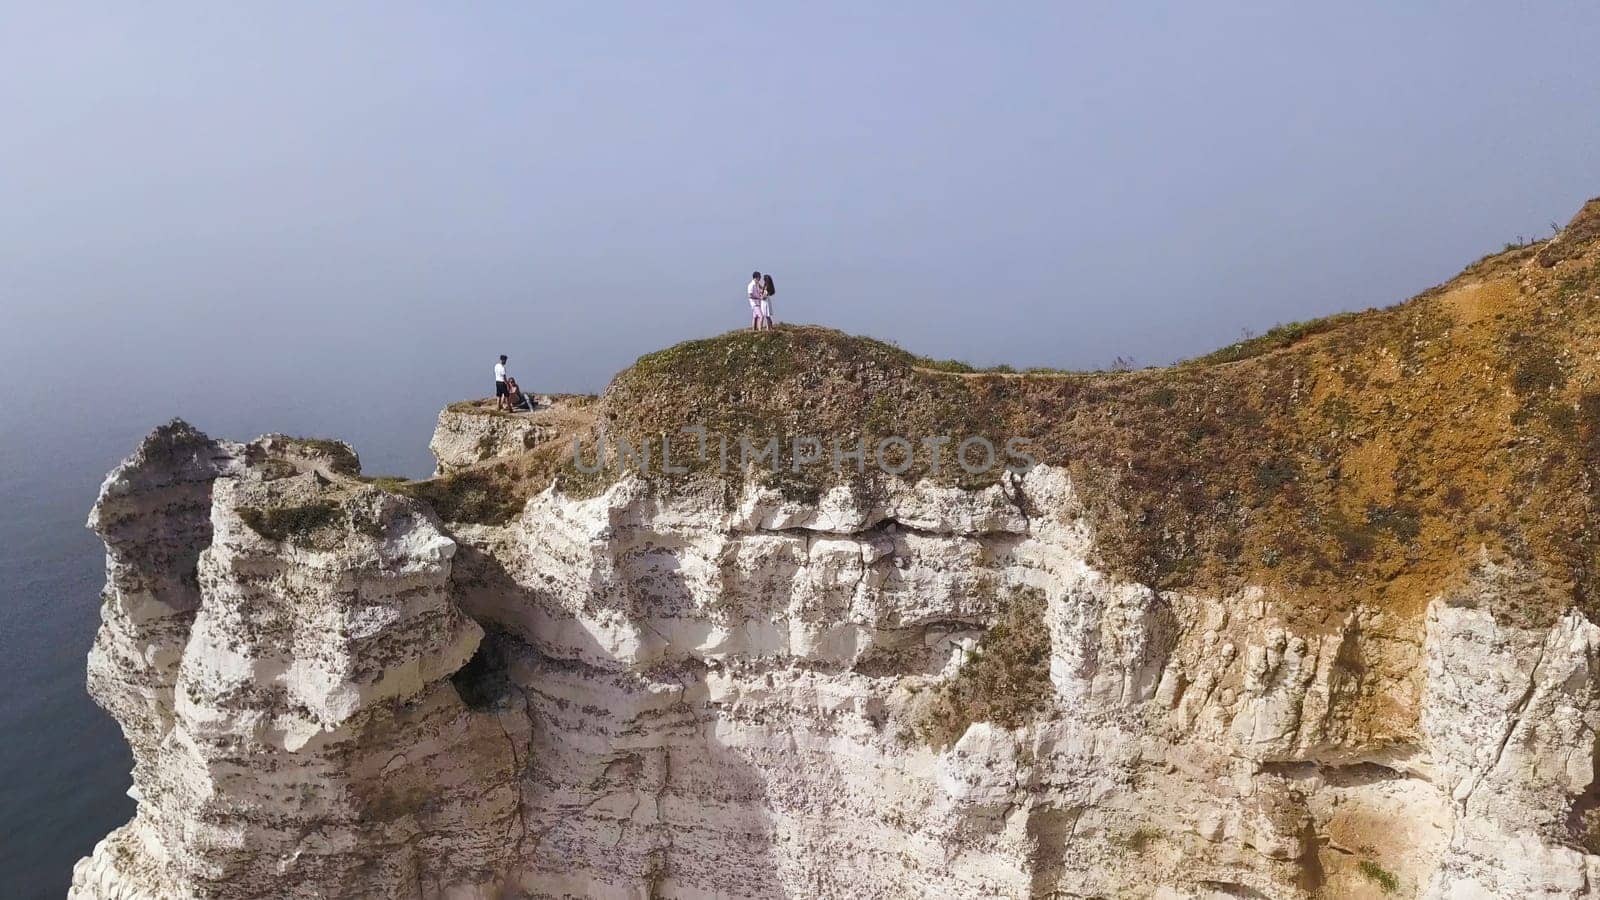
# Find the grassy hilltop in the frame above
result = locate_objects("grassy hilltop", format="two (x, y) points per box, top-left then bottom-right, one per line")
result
(398, 197), (1600, 631)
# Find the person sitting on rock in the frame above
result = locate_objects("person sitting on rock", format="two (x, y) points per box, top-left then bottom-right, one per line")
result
(505, 376), (536, 412)
(494, 355), (510, 411)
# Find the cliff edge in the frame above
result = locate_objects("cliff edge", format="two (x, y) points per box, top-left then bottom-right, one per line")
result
(72, 197), (1600, 899)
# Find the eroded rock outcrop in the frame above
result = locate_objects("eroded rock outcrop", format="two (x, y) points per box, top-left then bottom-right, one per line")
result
(429, 402), (558, 475)
(72, 198), (1600, 898)
(74, 433), (516, 899)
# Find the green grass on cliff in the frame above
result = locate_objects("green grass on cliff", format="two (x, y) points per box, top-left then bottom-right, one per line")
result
(238, 501), (344, 545)
(1183, 311), (1366, 366)
(1358, 860), (1400, 894)
(908, 586), (1053, 748)
(597, 325), (1031, 495)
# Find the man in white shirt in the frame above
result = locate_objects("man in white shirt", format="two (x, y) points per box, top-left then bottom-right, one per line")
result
(747, 271), (765, 332)
(494, 355), (509, 410)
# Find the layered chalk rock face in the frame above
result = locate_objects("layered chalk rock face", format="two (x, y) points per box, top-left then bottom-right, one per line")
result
(71, 199), (1600, 897)
(73, 441), (1600, 899)
(73, 428), (517, 899)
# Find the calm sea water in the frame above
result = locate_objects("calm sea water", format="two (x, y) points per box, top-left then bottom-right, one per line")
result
(0, 391), (449, 898)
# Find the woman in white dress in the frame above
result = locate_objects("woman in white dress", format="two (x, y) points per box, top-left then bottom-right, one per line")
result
(759, 273), (775, 329)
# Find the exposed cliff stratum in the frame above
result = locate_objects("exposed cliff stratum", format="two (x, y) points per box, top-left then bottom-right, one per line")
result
(72, 199), (1600, 898)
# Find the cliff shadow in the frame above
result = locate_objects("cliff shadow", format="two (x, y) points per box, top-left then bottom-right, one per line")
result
(444, 539), (791, 898)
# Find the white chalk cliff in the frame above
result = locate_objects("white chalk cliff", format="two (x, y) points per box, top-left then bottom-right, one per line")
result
(65, 423), (1600, 899)
(68, 198), (1600, 898)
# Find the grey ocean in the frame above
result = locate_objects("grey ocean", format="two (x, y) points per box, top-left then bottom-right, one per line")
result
(0, 391), (446, 898)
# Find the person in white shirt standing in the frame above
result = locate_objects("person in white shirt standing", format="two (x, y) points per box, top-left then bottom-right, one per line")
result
(747, 271), (765, 332)
(494, 354), (510, 410)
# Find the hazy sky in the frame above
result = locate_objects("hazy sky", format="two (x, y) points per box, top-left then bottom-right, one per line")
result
(11, 8), (1597, 890)
(3, 1), (1598, 417)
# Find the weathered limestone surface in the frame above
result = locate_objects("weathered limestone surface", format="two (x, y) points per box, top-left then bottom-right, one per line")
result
(71, 419), (1600, 899)
(73, 425), (516, 899)
(429, 404), (556, 475)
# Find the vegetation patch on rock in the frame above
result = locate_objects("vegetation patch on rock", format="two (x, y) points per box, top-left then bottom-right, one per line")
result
(1358, 859), (1400, 894)
(238, 501), (344, 545)
(908, 586), (1052, 747)
(273, 436), (361, 475)
(1183, 311), (1365, 366)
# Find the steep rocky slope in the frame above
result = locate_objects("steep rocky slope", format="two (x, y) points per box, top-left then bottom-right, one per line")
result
(72, 198), (1600, 898)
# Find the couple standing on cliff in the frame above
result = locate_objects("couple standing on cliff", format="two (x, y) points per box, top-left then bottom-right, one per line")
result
(493, 355), (535, 412)
(747, 271), (776, 331)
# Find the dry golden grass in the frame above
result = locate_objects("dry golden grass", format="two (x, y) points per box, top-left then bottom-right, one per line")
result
(589, 197), (1600, 634)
